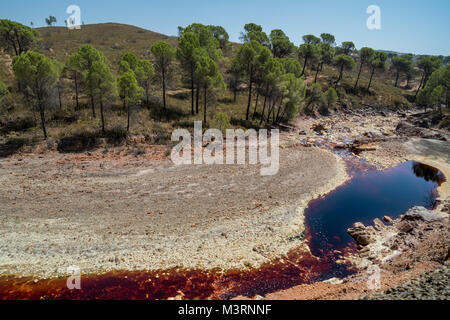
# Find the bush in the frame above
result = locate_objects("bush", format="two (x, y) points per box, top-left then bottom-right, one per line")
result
(0, 114), (36, 133)
(211, 112), (231, 132)
(324, 88), (338, 109)
(0, 79), (7, 100)
(149, 122), (170, 144)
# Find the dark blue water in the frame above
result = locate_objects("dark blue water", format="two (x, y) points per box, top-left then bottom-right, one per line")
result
(305, 161), (445, 279)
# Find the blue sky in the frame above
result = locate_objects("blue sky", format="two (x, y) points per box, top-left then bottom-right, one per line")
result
(1, 0), (449, 55)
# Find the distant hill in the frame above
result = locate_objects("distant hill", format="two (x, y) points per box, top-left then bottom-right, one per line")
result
(36, 23), (179, 68)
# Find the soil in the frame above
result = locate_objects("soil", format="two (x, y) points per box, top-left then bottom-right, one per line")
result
(0, 142), (347, 278)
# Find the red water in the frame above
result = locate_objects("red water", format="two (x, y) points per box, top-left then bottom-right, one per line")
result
(0, 246), (357, 300)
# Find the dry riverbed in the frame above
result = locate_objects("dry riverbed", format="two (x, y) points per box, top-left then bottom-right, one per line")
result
(0, 110), (448, 300)
(0, 141), (347, 279)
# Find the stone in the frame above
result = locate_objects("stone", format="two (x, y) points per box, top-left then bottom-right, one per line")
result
(397, 221), (414, 233)
(352, 222), (365, 229)
(402, 206), (444, 222)
(356, 234), (372, 246)
(395, 121), (448, 141)
(373, 218), (386, 231)
(383, 216), (394, 224)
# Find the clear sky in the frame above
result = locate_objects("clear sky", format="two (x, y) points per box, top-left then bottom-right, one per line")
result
(1, 0), (449, 55)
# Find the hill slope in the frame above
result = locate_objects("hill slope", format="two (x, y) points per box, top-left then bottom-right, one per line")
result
(36, 23), (178, 66)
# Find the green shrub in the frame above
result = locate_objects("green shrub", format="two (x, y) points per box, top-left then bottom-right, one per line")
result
(0, 79), (7, 100)
(211, 112), (231, 132)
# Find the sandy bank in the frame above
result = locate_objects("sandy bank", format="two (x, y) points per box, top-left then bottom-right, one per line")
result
(0, 145), (348, 279)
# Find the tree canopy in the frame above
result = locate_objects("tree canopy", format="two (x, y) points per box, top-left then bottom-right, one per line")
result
(194, 51), (225, 124)
(333, 54), (356, 88)
(269, 29), (294, 58)
(354, 47), (375, 89)
(320, 33), (336, 46)
(151, 41), (176, 109)
(240, 23), (269, 46)
(367, 51), (388, 90)
(391, 56), (414, 87)
(0, 19), (39, 56)
(12, 51), (60, 138)
(118, 70), (143, 131)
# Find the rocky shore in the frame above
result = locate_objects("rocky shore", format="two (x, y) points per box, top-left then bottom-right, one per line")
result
(363, 264), (449, 300)
(346, 206), (448, 270)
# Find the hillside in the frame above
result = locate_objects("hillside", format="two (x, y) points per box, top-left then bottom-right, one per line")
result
(34, 23), (414, 106)
(0, 22), (424, 151)
(36, 23), (179, 66)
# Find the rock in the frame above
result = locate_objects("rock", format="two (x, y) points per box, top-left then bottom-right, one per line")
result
(395, 121), (448, 141)
(383, 216), (394, 224)
(397, 221), (414, 233)
(323, 277), (344, 285)
(353, 222), (365, 229)
(356, 234), (372, 246)
(347, 223), (373, 246)
(402, 206), (444, 222)
(373, 218), (386, 231)
(312, 123), (327, 135)
(365, 226), (377, 234)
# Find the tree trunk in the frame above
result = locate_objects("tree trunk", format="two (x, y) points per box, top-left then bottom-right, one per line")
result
(203, 87), (207, 125)
(38, 101), (47, 139)
(252, 91), (259, 120)
(335, 63), (344, 89)
(260, 94), (267, 125)
(190, 72), (195, 115)
(162, 67), (166, 109)
(394, 71), (400, 87)
(354, 62), (363, 89)
(246, 67), (253, 121)
(58, 88), (62, 110)
(314, 64), (320, 83)
(74, 73), (79, 110)
(414, 73), (425, 100)
(100, 98), (105, 133)
(266, 100), (273, 122)
(233, 78), (238, 102)
(90, 91), (96, 118)
(127, 104), (130, 132)
(275, 97), (283, 123)
(367, 68), (375, 91)
(423, 73), (430, 89)
(196, 82), (200, 114)
(301, 56), (308, 76)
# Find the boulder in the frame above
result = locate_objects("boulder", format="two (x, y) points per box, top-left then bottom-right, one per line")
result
(383, 216), (394, 224)
(356, 234), (372, 246)
(347, 222), (373, 246)
(397, 221), (414, 233)
(401, 206), (444, 222)
(395, 121), (448, 141)
(373, 218), (386, 231)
